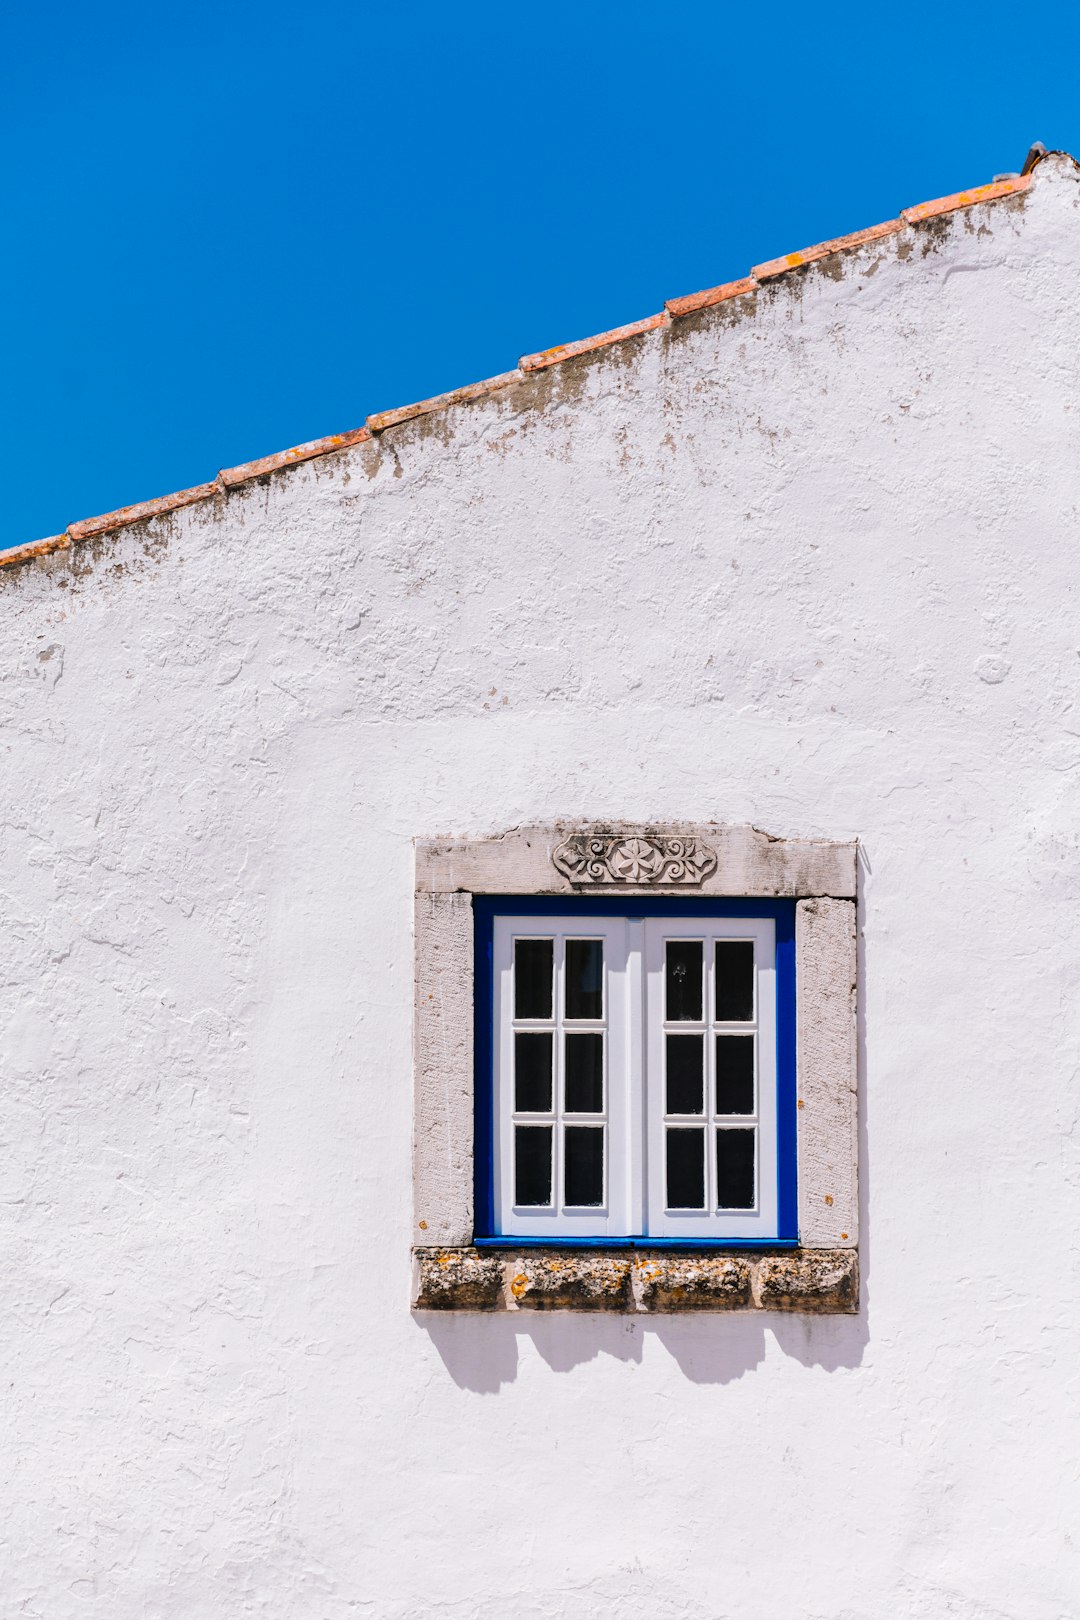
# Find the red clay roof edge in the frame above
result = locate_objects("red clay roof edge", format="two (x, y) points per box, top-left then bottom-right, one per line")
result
(367, 370), (523, 433)
(519, 312), (669, 371)
(1, 164), (1044, 570)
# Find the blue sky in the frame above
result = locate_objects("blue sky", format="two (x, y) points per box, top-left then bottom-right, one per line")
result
(3, 2), (1077, 549)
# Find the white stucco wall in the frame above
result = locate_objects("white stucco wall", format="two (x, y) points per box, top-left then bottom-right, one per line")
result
(3, 156), (1079, 1619)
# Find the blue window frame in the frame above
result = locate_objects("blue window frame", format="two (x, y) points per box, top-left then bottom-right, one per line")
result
(473, 896), (798, 1249)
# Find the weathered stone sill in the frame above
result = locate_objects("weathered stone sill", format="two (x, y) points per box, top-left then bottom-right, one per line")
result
(413, 1246), (857, 1314)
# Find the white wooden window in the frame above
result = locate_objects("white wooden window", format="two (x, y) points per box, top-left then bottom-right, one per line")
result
(492, 914), (778, 1240)
(644, 918), (776, 1239)
(493, 917), (633, 1239)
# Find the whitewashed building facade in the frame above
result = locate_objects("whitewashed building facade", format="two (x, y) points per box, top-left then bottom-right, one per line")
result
(2, 150), (1079, 1618)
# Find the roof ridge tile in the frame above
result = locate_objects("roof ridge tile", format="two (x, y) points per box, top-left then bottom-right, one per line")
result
(218, 425), (372, 487)
(0, 160), (1048, 569)
(752, 218), (903, 281)
(367, 371), (522, 434)
(67, 481), (220, 541)
(665, 276), (759, 319)
(902, 174), (1030, 223)
(519, 312), (669, 371)
(1, 533), (71, 569)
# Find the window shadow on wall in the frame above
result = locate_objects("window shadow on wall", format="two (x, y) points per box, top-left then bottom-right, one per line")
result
(417, 855), (872, 1396)
(419, 1299), (866, 1394)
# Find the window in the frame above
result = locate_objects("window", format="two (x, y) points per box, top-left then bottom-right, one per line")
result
(413, 825), (857, 1314)
(476, 899), (797, 1246)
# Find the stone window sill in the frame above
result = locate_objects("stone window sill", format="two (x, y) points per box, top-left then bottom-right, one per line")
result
(412, 1246), (858, 1314)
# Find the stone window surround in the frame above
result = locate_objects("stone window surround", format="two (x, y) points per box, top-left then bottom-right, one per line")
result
(413, 823), (858, 1314)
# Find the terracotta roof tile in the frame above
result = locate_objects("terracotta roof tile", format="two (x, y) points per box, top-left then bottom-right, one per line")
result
(519, 312), (669, 372)
(752, 219), (903, 281)
(218, 426), (372, 487)
(67, 481), (220, 541)
(1, 534), (71, 568)
(1, 152), (1057, 568)
(665, 276), (759, 319)
(902, 174), (1031, 223)
(367, 371), (522, 433)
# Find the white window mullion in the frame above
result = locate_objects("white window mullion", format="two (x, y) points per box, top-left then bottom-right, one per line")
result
(643, 924), (665, 1238)
(626, 918), (645, 1238)
(553, 933), (565, 1217)
(705, 941), (716, 1217)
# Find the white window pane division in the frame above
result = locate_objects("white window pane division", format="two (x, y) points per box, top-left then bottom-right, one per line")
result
(514, 1031), (553, 1112)
(494, 917), (631, 1238)
(665, 1033), (704, 1115)
(515, 1125), (553, 1206)
(716, 1126), (756, 1210)
(715, 939), (755, 1022)
(514, 937), (553, 1019)
(715, 1034), (755, 1114)
(665, 939), (703, 1022)
(666, 1127), (706, 1209)
(645, 917), (777, 1239)
(564, 1125), (604, 1207)
(564, 1032), (603, 1112)
(565, 938), (603, 1020)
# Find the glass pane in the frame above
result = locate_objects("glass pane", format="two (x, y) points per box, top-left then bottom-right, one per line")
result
(716, 1127), (756, 1209)
(715, 1034), (755, 1114)
(565, 1032), (603, 1113)
(666, 940), (703, 1022)
(565, 938), (603, 1020)
(515, 1125), (552, 1205)
(666, 1034), (704, 1115)
(514, 1032), (553, 1112)
(715, 940), (754, 1022)
(666, 1128), (705, 1209)
(514, 938), (553, 1019)
(564, 1126), (604, 1206)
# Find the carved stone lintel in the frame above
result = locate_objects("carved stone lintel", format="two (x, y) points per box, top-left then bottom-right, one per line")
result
(552, 832), (717, 886)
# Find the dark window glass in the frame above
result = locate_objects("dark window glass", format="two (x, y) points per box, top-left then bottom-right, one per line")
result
(666, 940), (703, 1022)
(666, 1128), (705, 1209)
(515, 938), (553, 1019)
(666, 1034), (704, 1115)
(514, 1032), (553, 1112)
(715, 940), (754, 1022)
(515, 1125), (553, 1205)
(715, 1034), (755, 1114)
(565, 1032), (603, 1113)
(716, 1128), (756, 1209)
(564, 1126), (604, 1206)
(565, 939), (603, 1020)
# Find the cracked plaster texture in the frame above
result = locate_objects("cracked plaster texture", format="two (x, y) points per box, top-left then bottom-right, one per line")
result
(1, 156), (1079, 1617)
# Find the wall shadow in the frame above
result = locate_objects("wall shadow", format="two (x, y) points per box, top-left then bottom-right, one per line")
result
(419, 859), (871, 1395)
(418, 1300), (865, 1393)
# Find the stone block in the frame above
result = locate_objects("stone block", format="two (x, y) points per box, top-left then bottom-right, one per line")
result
(633, 1253), (752, 1311)
(506, 1251), (634, 1311)
(413, 1248), (504, 1311)
(412, 1247), (859, 1313)
(756, 1250), (858, 1314)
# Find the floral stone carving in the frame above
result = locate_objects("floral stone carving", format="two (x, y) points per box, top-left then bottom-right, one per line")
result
(552, 833), (718, 886)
